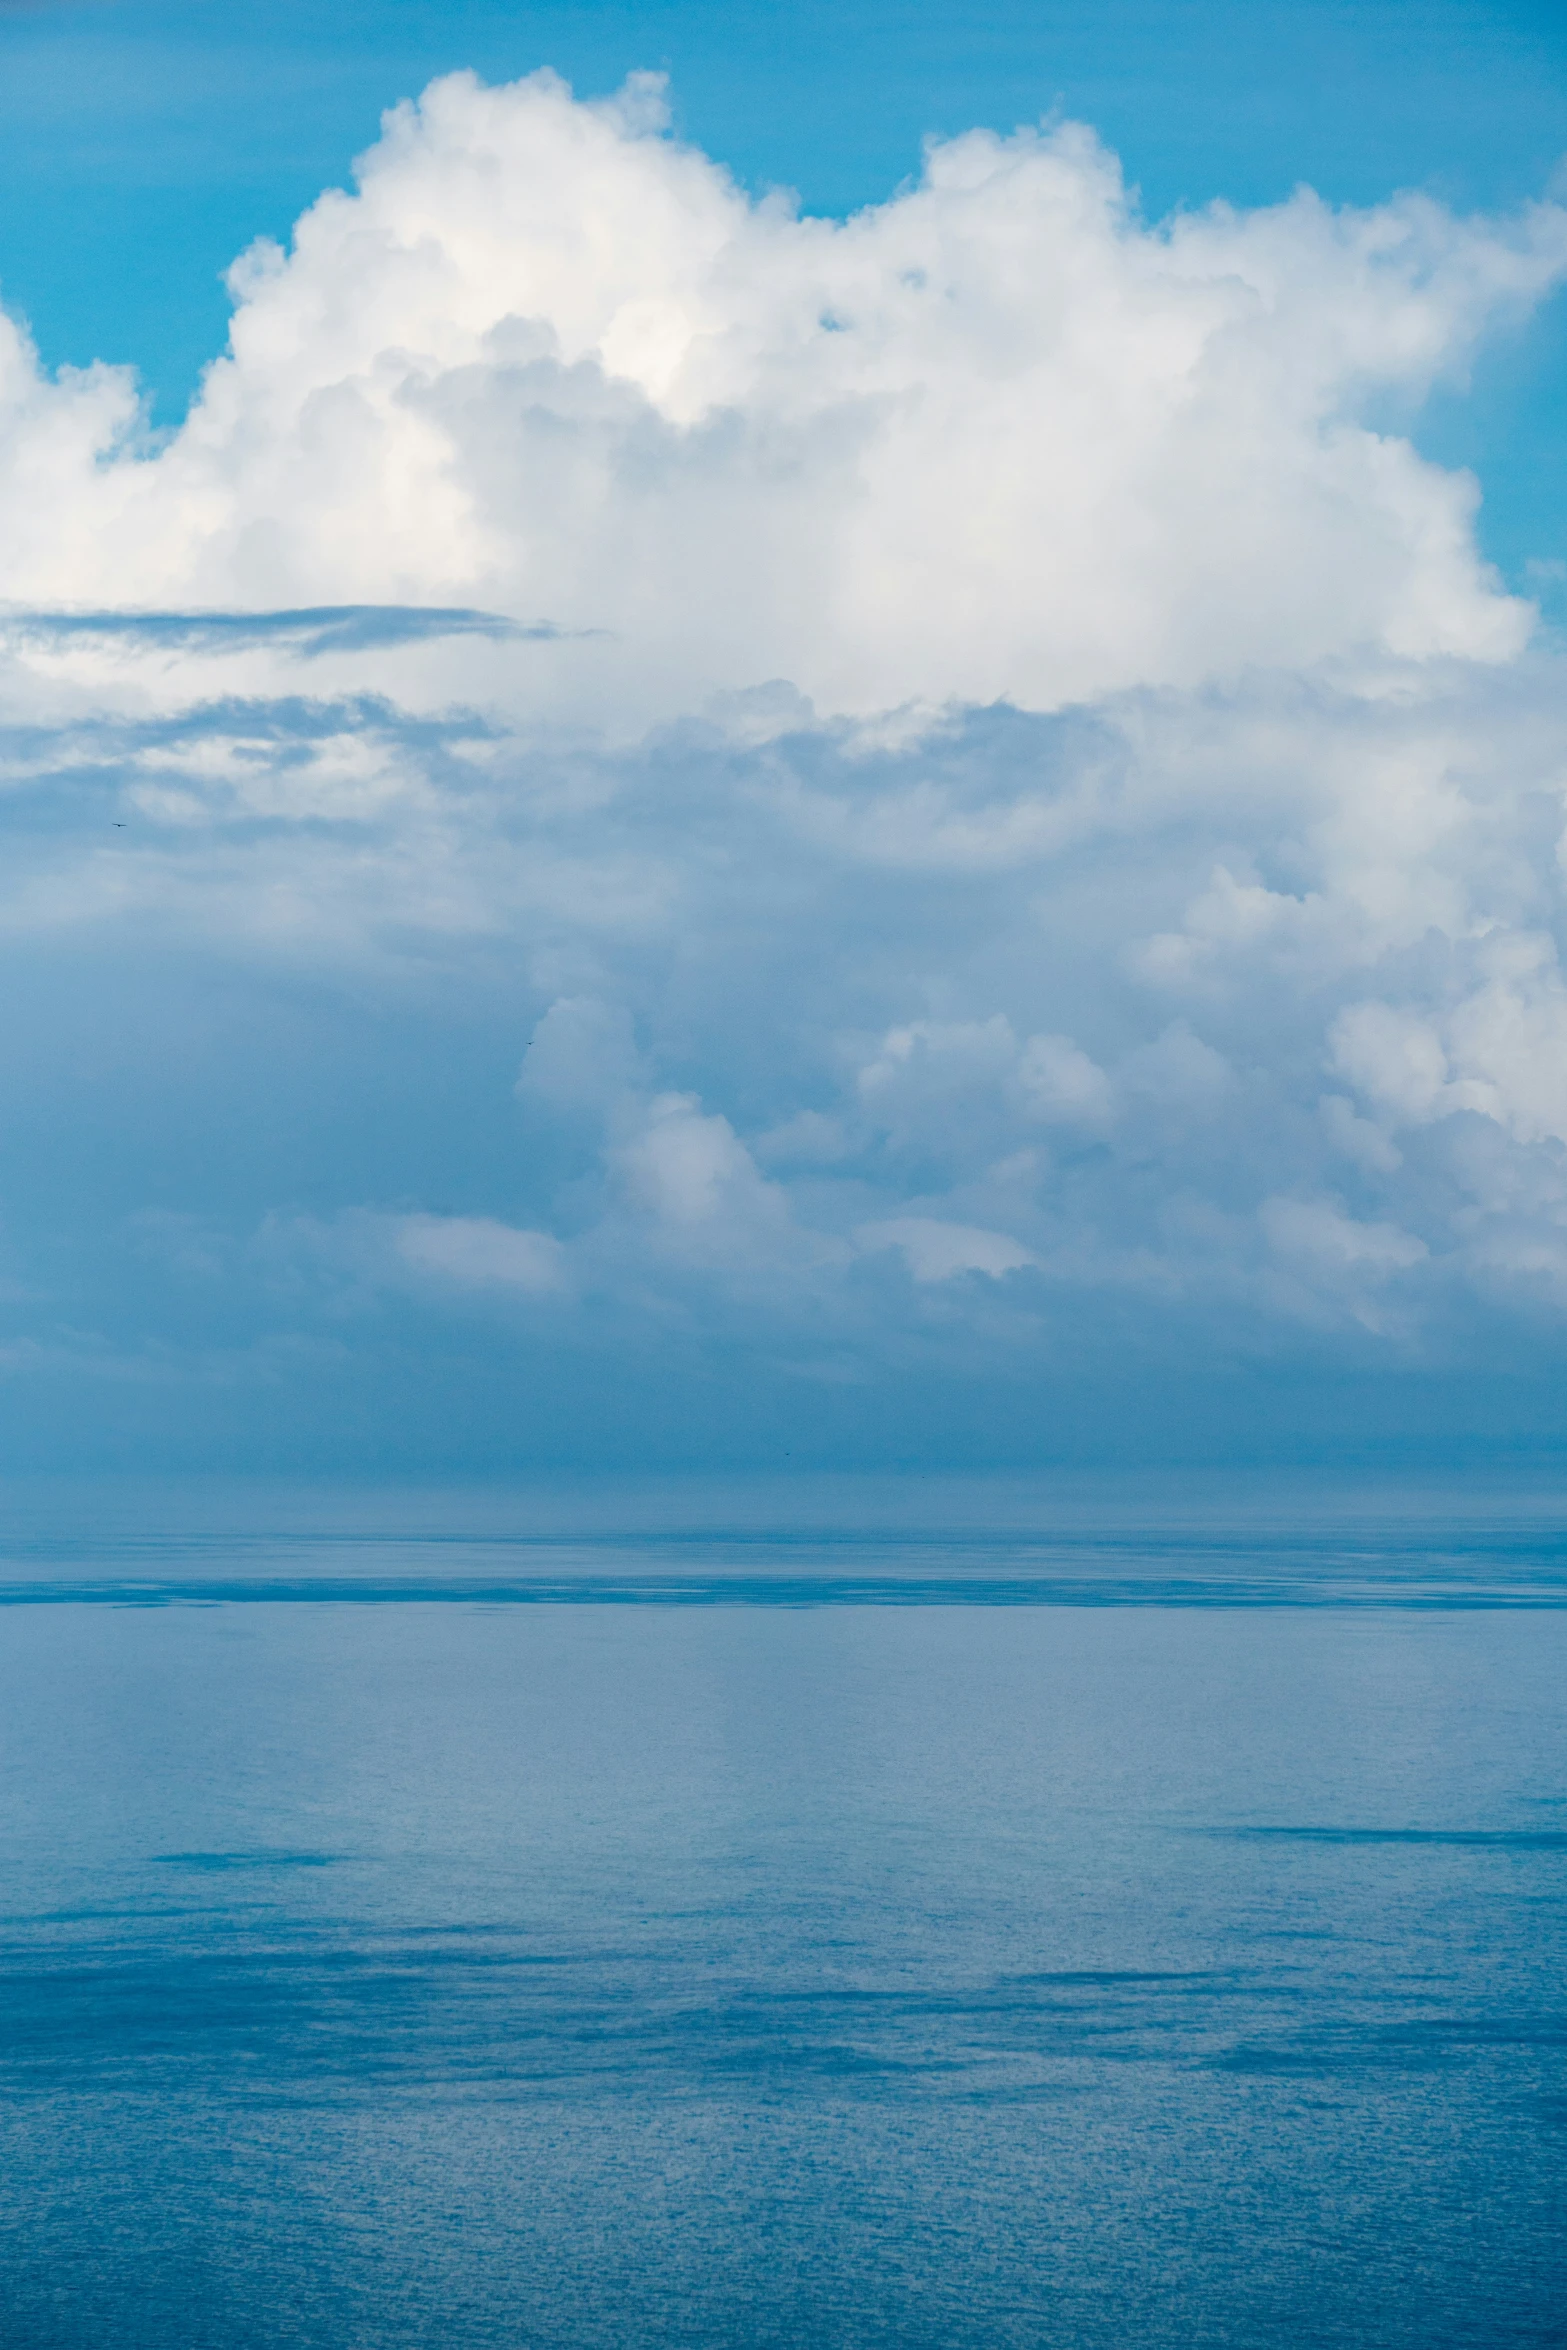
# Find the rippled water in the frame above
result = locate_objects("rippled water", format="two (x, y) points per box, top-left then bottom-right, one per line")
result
(1, 1479), (1564, 2347)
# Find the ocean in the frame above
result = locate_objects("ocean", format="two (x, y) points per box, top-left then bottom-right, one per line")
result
(0, 1475), (1563, 2348)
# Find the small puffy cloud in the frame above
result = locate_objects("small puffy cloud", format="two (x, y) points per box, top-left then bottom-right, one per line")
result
(1259, 1195), (1429, 1334)
(857, 1218), (1039, 1283)
(1331, 1000), (1457, 1125)
(1332, 945), (1567, 1148)
(615, 1092), (768, 1229)
(1319, 1093), (1402, 1175)
(517, 996), (645, 1114)
(1016, 1034), (1116, 1131)
(1444, 953), (1567, 1147)
(605, 1092), (849, 1288)
(858, 1018), (1117, 1152)
(857, 1018), (1021, 1156)
(394, 1214), (568, 1293)
(1260, 1196), (1428, 1277)
(1121, 1023), (1234, 1109)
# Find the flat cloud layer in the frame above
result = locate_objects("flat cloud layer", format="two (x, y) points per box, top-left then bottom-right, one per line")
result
(1, 71), (1566, 1466)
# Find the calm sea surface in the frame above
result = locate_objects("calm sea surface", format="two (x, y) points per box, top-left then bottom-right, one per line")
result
(1, 1476), (1564, 2348)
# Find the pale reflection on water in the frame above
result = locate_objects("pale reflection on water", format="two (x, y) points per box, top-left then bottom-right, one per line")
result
(0, 1478), (1563, 2347)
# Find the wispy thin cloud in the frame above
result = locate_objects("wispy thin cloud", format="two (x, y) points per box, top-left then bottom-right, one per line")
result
(0, 606), (567, 658)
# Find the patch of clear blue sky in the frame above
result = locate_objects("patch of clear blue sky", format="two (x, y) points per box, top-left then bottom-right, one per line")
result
(0, 0), (1564, 593)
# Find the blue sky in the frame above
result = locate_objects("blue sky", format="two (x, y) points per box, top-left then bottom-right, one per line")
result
(3, 3), (1564, 368)
(0, 0), (1566, 1471)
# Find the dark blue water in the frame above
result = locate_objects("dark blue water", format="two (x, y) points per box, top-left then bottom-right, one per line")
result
(1, 1479), (1565, 2347)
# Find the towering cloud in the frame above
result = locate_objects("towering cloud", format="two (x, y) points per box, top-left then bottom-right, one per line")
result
(2, 70), (1564, 722)
(0, 73), (1565, 1461)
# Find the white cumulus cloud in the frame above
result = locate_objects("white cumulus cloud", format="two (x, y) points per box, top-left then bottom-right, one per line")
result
(0, 73), (1564, 1451)
(856, 1218), (1040, 1283)
(395, 1213), (567, 1293)
(0, 69), (1562, 736)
